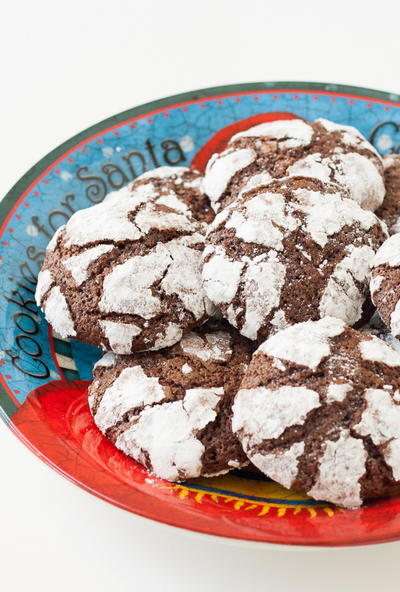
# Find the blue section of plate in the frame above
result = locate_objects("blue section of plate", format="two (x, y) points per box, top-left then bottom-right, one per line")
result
(70, 340), (102, 380)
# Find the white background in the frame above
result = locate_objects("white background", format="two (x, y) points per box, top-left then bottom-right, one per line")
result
(1, 1), (400, 590)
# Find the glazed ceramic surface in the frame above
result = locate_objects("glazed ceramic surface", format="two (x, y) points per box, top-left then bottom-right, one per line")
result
(2, 81), (400, 547)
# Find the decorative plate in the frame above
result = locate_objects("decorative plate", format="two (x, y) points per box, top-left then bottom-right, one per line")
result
(2, 81), (400, 548)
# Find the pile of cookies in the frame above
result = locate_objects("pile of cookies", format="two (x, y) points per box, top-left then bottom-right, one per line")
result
(35, 117), (400, 509)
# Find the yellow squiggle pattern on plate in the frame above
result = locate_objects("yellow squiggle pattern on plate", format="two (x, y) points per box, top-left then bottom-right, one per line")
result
(167, 472), (343, 518)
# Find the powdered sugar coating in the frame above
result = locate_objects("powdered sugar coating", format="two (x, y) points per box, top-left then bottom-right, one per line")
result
(240, 254), (286, 340)
(156, 193), (190, 215)
(293, 188), (378, 248)
(232, 370), (376, 505)
(203, 245), (289, 340)
(287, 153), (332, 182)
(359, 336), (400, 367)
(308, 430), (367, 508)
(252, 442), (305, 490)
(99, 249), (167, 318)
(92, 365), (166, 432)
(35, 269), (53, 305)
(99, 234), (211, 327)
(326, 383), (352, 404)
(180, 331), (232, 362)
(100, 321), (142, 354)
(203, 148), (256, 207)
(354, 389), (400, 480)
(370, 274), (385, 295)
(319, 245), (375, 326)
(135, 203), (194, 233)
(232, 385), (320, 445)
(103, 166), (211, 223)
(391, 301), (400, 338)
(259, 317), (345, 369)
(46, 225), (65, 251)
(115, 387), (224, 481)
(372, 234), (400, 267)
(66, 185), (196, 246)
(138, 166), (204, 193)
(63, 245), (114, 286)
(64, 189), (153, 247)
(270, 309), (288, 331)
(332, 152), (385, 211)
(386, 440), (400, 480)
(94, 351), (116, 369)
(224, 191), (298, 250)
(288, 151), (385, 213)
(239, 172), (273, 193)
(183, 387), (224, 429)
(139, 166), (189, 180)
(147, 323), (183, 351)
(201, 245), (244, 304)
(102, 185), (133, 203)
(231, 119), (313, 148)
(383, 154), (399, 169)
(159, 235), (213, 320)
(316, 118), (360, 136)
(43, 286), (76, 338)
(149, 323), (184, 351)
(316, 118), (380, 155)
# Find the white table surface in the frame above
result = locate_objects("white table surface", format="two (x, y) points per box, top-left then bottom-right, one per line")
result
(1, 2), (400, 590)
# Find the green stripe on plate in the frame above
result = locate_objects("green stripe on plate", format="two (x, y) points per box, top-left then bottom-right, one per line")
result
(53, 338), (73, 357)
(62, 368), (80, 381)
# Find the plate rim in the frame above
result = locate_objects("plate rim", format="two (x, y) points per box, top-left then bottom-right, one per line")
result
(2, 79), (400, 220)
(2, 80), (400, 548)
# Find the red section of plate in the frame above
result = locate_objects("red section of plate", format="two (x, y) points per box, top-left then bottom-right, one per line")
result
(9, 380), (400, 547)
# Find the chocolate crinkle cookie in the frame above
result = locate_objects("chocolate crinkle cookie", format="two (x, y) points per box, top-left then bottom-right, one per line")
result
(202, 176), (387, 342)
(88, 319), (253, 481)
(35, 184), (214, 353)
(203, 118), (385, 212)
(370, 233), (400, 338)
(232, 316), (400, 508)
(375, 154), (400, 235)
